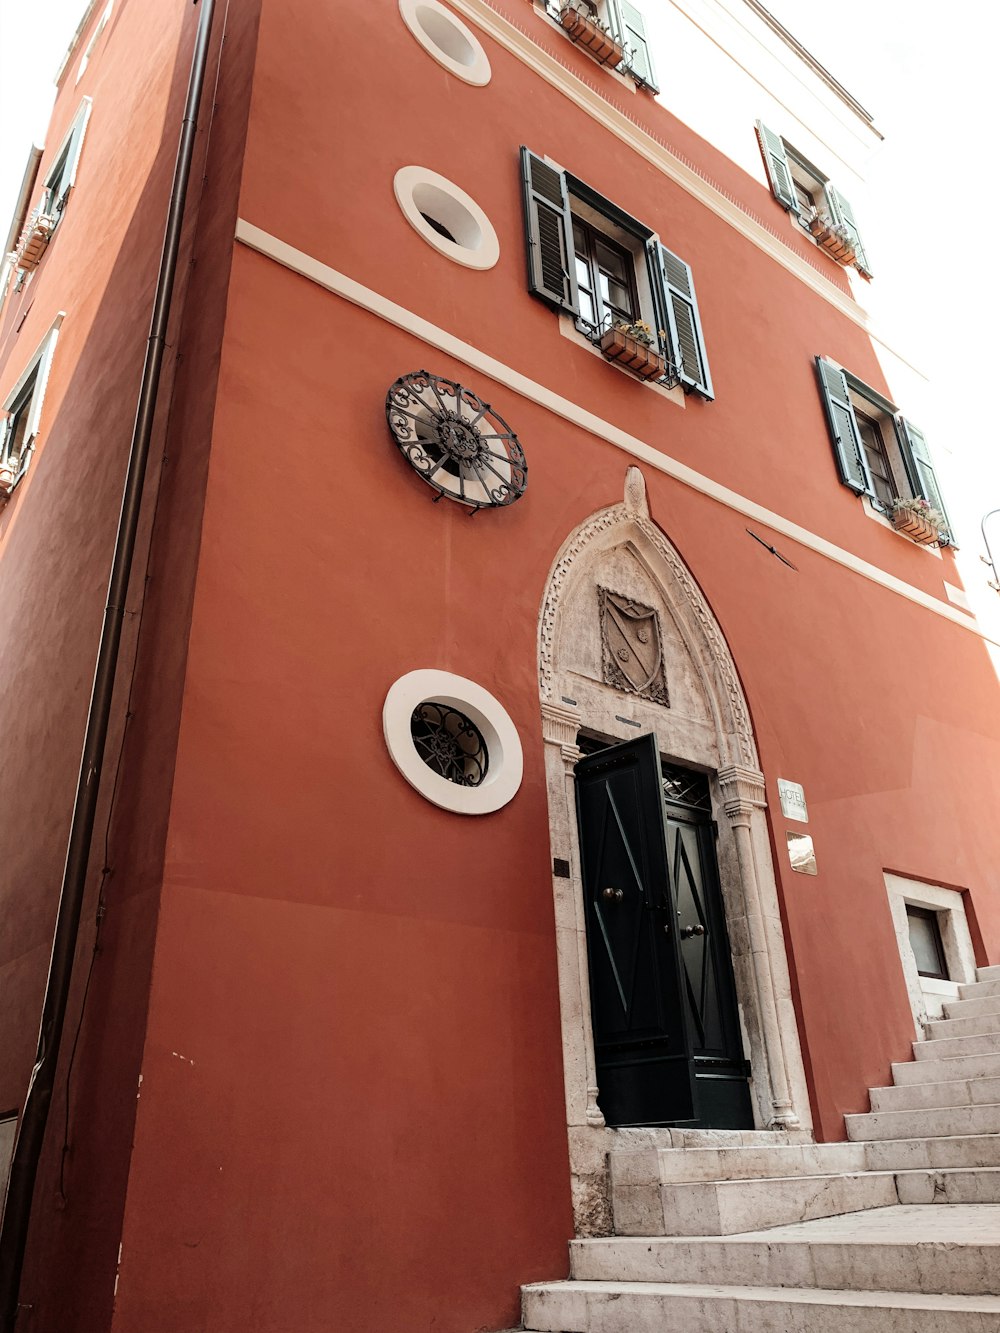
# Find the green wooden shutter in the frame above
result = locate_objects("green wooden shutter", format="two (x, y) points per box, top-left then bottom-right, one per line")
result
(896, 417), (952, 538)
(520, 146), (579, 315)
(815, 358), (872, 495)
(651, 245), (713, 399)
(755, 121), (796, 212)
(615, 1), (658, 91)
(825, 186), (872, 276)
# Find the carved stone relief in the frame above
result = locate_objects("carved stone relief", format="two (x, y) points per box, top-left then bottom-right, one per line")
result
(599, 586), (669, 706)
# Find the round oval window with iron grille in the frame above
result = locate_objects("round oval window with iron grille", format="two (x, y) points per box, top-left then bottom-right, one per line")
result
(410, 701), (489, 787)
(386, 371), (527, 510)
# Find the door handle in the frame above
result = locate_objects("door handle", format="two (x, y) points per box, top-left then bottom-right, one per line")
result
(601, 886), (624, 903)
(680, 924), (706, 939)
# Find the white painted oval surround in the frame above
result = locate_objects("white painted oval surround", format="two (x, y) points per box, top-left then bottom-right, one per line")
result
(393, 166), (500, 270)
(383, 669), (523, 814)
(399, 0), (492, 85)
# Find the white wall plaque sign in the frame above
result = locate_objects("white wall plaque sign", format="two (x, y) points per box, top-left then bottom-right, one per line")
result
(777, 778), (808, 823)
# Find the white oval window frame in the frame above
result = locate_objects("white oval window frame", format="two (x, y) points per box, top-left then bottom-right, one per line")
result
(399, 0), (492, 86)
(383, 669), (523, 815)
(393, 166), (500, 270)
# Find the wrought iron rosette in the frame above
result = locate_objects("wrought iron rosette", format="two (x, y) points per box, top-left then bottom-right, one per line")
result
(386, 371), (527, 510)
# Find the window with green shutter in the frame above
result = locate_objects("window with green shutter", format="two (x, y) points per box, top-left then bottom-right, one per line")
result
(542, 0), (657, 91)
(815, 357), (952, 543)
(519, 148), (713, 398)
(756, 122), (873, 279)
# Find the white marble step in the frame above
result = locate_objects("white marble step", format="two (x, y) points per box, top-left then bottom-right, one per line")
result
(958, 977), (1000, 1001)
(614, 1170), (897, 1236)
(568, 1205), (1000, 1295)
(945, 994), (1000, 1020)
(522, 1280), (1000, 1332)
(864, 1133), (1000, 1172)
(977, 964), (1000, 982)
(895, 1167), (1000, 1204)
(913, 1031), (1000, 1061)
(871, 1074), (1000, 1112)
(846, 1102), (1000, 1142)
(926, 1009), (1000, 1040)
(611, 1142), (866, 1186)
(893, 1049), (1000, 1086)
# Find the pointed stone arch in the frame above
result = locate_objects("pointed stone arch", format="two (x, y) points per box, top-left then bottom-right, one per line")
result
(538, 468), (811, 1234)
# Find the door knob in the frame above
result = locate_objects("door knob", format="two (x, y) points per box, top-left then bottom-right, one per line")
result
(601, 886), (624, 903)
(680, 923), (706, 939)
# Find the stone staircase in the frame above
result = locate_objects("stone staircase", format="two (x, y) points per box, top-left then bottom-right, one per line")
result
(522, 964), (1000, 1330)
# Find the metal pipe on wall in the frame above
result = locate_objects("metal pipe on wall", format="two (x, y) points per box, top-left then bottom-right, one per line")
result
(0, 0), (217, 1322)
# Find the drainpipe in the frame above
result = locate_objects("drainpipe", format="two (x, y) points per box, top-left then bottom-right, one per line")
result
(0, 0), (216, 1323)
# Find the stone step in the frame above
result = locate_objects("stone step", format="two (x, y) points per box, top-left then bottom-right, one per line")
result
(864, 1133), (1000, 1172)
(913, 1031), (1000, 1061)
(614, 1170), (897, 1237)
(871, 1074), (1000, 1112)
(568, 1205), (1000, 1295)
(926, 1009), (1000, 1040)
(977, 964), (1000, 982)
(522, 1280), (1000, 1332)
(893, 1050), (1000, 1086)
(610, 1142), (866, 1186)
(846, 1102), (1000, 1142)
(945, 994), (1000, 1019)
(958, 977), (1000, 1001)
(895, 1167), (1000, 1204)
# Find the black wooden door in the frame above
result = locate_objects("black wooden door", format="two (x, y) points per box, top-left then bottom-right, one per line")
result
(664, 794), (753, 1129)
(575, 734), (696, 1128)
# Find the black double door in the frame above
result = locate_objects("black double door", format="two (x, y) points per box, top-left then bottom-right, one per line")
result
(575, 733), (753, 1129)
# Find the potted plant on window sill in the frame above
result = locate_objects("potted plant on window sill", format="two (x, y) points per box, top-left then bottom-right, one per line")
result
(889, 497), (944, 546)
(15, 210), (56, 273)
(598, 320), (669, 381)
(558, 3), (626, 67)
(0, 458), (18, 498)
(804, 210), (856, 266)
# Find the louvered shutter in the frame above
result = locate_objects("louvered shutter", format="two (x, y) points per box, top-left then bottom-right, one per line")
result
(896, 417), (952, 537)
(825, 186), (872, 276)
(614, 1), (658, 90)
(755, 121), (796, 212)
(651, 245), (713, 399)
(519, 146), (579, 315)
(815, 358), (872, 495)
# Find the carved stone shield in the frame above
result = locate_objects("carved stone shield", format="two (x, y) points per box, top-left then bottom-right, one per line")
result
(599, 587), (669, 706)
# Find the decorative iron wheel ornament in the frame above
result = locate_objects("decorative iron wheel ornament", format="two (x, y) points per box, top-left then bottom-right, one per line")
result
(410, 701), (489, 787)
(386, 371), (527, 510)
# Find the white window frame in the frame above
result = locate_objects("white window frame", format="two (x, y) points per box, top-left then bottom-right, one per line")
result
(884, 873), (978, 1035)
(39, 97), (93, 229)
(1, 314), (65, 487)
(77, 0), (113, 83)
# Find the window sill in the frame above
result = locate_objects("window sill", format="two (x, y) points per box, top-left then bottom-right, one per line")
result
(534, 2), (637, 93)
(862, 496), (942, 557)
(559, 316), (685, 405)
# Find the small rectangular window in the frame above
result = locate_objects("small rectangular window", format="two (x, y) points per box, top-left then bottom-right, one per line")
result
(906, 905), (948, 980)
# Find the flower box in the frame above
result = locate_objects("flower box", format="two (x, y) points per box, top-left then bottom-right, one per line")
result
(891, 507), (939, 546)
(559, 5), (625, 67)
(599, 327), (667, 380)
(807, 214), (856, 266)
(16, 213), (55, 272)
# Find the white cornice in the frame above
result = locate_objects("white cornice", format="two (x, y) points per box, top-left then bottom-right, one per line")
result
(235, 219), (992, 648)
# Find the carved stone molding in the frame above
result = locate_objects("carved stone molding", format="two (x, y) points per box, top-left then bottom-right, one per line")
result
(538, 470), (756, 767)
(540, 701), (581, 747)
(718, 764), (767, 821)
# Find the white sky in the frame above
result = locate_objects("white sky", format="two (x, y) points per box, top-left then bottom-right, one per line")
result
(2, 0), (999, 620)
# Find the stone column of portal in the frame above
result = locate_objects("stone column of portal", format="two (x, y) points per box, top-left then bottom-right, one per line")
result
(718, 764), (801, 1128)
(540, 702), (605, 1129)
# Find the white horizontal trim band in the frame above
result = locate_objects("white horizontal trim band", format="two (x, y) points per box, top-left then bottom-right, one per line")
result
(234, 218), (992, 647)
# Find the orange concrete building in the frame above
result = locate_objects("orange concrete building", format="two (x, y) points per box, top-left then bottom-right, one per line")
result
(1, 1), (998, 1330)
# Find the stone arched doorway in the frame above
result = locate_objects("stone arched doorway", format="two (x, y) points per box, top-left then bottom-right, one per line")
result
(538, 468), (811, 1232)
